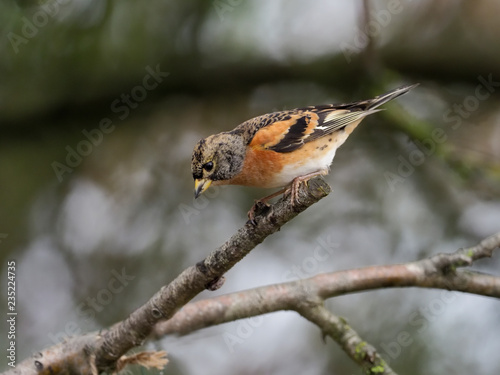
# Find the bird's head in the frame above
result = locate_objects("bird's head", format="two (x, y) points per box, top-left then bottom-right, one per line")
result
(191, 132), (245, 198)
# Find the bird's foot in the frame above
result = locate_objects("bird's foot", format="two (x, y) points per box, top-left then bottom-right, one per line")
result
(289, 170), (327, 206)
(247, 199), (271, 225)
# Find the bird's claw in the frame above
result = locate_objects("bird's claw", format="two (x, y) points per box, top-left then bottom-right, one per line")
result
(247, 200), (271, 225)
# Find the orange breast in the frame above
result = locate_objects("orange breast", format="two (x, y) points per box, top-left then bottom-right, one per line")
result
(228, 147), (285, 187)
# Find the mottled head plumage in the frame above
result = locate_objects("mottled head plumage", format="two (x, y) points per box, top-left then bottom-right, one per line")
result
(191, 132), (246, 185)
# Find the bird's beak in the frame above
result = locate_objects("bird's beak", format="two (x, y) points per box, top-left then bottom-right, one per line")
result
(194, 179), (212, 198)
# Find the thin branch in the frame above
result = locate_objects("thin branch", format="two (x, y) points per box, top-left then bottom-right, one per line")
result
(94, 177), (330, 372)
(152, 232), (500, 374)
(298, 304), (397, 375)
(152, 268), (500, 337)
(4, 188), (499, 375)
(3, 177), (330, 375)
(361, 0), (380, 77)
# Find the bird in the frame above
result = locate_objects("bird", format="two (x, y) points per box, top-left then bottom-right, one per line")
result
(191, 84), (418, 221)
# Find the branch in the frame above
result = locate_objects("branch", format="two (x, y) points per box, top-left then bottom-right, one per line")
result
(152, 232), (500, 374)
(3, 177), (330, 375)
(2, 334), (97, 375)
(298, 305), (396, 375)
(361, 0), (378, 75)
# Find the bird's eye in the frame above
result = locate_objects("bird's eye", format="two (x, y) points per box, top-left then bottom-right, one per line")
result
(203, 161), (214, 172)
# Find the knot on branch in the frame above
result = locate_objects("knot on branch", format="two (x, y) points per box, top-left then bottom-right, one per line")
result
(419, 232), (500, 280)
(431, 252), (472, 275)
(205, 276), (226, 290)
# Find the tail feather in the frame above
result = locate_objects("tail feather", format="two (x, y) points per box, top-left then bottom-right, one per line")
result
(365, 83), (419, 110)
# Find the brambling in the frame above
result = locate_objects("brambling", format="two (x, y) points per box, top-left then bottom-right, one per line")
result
(192, 84), (418, 221)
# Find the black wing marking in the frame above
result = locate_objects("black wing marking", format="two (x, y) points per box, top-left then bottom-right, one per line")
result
(267, 115), (311, 153)
(230, 111), (293, 145)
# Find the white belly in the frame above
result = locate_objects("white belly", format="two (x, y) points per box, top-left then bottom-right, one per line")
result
(269, 147), (337, 188)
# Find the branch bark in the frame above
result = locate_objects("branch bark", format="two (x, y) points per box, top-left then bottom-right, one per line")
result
(298, 304), (397, 375)
(4, 181), (499, 375)
(152, 232), (500, 374)
(3, 177), (331, 375)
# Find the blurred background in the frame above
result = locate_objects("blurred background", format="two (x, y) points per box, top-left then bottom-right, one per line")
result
(1, 0), (500, 374)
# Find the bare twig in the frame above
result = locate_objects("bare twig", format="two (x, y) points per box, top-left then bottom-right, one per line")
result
(94, 177), (330, 372)
(152, 232), (500, 374)
(4, 186), (499, 375)
(361, 0), (379, 76)
(3, 177), (330, 375)
(298, 305), (396, 375)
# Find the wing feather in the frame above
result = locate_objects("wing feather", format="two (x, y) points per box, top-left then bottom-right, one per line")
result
(305, 108), (380, 142)
(249, 113), (316, 153)
(247, 108), (379, 153)
(237, 84), (417, 154)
